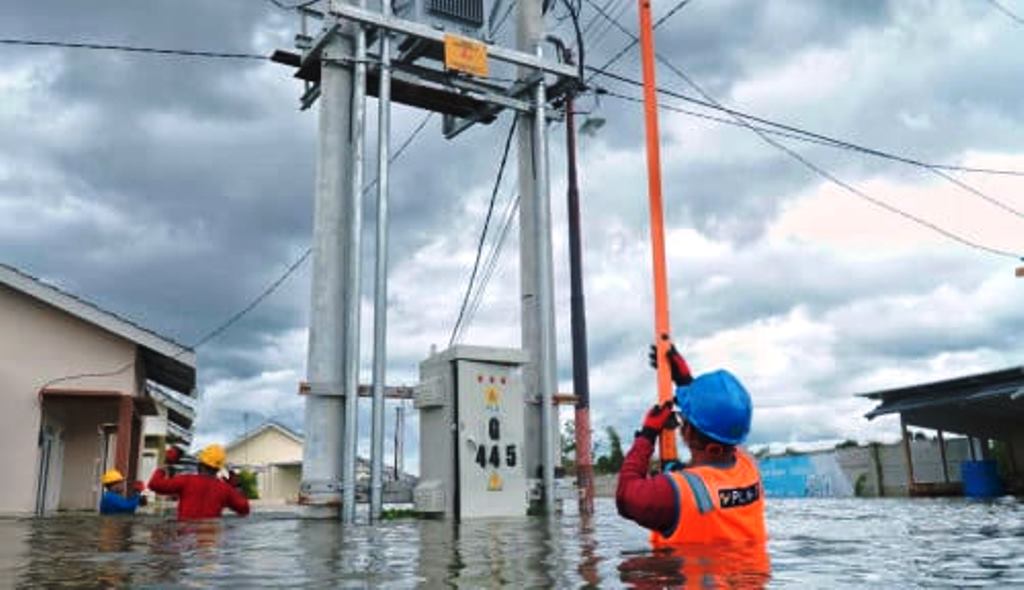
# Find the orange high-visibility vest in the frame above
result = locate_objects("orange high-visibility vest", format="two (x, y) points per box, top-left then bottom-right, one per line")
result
(651, 449), (767, 547)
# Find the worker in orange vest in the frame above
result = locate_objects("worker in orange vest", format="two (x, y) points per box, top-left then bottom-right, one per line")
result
(617, 344), (767, 550)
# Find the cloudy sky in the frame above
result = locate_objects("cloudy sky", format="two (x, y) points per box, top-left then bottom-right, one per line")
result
(2, 0), (1022, 467)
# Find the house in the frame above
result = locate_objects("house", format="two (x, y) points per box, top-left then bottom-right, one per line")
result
(225, 421), (304, 504)
(0, 263), (196, 514)
(226, 420), (418, 504)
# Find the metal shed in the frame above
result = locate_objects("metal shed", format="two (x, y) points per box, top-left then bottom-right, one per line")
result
(862, 367), (1024, 496)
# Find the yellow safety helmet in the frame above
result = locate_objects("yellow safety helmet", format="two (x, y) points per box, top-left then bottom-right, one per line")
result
(196, 444), (227, 470)
(100, 469), (124, 486)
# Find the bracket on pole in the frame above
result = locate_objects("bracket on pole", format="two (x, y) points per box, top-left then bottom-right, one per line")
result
(272, 2), (580, 135)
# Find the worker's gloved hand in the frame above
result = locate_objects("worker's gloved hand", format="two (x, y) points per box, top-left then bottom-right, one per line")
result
(132, 481), (146, 493)
(164, 446), (182, 464)
(648, 342), (694, 386)
(637, 401), (679, 443)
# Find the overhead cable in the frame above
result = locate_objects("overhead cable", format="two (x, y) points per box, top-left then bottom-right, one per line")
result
(449, 117), (519, 346)
(589, 68), (1021, 257)
(583, 0), (693, 84)
(462, 191), (520, 336)
(583, 0), (1024, 179)
(0, 37), (266, 60)
(36, 112), (434, 392)
(590, 66), (1024, 178)
(986, 0), (1024, 25)
(266, 0), (324, 10)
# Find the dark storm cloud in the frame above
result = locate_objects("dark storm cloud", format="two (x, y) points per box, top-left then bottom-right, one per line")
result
(3, 0), (1023, 453)
(0, 0), (519, 387)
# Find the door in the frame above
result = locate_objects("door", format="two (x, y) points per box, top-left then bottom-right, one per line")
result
(35, 424), (64, 515)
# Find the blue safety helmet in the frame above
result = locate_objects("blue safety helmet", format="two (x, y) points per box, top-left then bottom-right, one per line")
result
(674, 369), (752, 446)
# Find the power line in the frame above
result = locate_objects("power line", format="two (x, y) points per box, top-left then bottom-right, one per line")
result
(582, 0), (1024, 179)
(449, 117), (518, 346)
(608, 84), (1020, 258)
(592, 66), (1024, 178)
(266, 0), (323, 10)
(986, 0), (1024, 25)
(598, 77), (1024, 220)
(589, 65), (1021, 257)
(37, 112), (434, 392)
(583, 0), (692, 84)
(0, 37), (266, 60)
(192, 249), (312, 350)
(462, 191), (520, 337)
(601, 88), (848, 147)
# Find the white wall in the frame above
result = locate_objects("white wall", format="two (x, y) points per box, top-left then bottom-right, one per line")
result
(0, 284), (138, 514)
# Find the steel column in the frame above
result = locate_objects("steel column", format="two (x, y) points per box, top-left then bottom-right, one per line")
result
(532, 47), (556, 516)
(369, 0), (393, 521)
(341, 10), (368, 524)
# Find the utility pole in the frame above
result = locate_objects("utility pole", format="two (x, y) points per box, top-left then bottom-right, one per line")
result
(563, 62), (594, 516)
(300, 28), (358, 519)
(517, 0), (557, 515)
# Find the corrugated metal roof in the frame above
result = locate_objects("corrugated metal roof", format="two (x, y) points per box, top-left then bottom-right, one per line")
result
(861, 366), (1024, 439)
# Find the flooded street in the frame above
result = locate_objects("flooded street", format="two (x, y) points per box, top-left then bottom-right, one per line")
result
(1, 498), (1021, 588)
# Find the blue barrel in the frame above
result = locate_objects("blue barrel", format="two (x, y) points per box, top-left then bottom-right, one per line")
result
(961, 460), (1003, 498)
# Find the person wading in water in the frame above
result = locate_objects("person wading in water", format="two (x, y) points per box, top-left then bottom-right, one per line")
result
(616, 344), (769, 585)
(148, 444), (250, 520)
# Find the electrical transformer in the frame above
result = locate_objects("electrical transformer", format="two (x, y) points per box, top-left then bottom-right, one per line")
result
(393, 0), (491, 40)
(414, 345), (529, 518)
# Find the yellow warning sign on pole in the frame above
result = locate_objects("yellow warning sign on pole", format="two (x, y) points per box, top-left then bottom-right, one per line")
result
(444, 34), (489, 77)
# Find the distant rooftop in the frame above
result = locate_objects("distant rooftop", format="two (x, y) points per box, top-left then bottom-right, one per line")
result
(227, 420), (304, 451)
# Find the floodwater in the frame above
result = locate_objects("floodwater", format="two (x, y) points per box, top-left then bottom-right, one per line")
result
(0, 498), (1021, 588)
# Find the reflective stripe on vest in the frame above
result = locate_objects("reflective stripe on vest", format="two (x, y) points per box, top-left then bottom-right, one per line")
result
(651, 449), (767, 547)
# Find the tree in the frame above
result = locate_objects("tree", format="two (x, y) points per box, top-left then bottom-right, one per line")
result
(237, 469), (259, 500)
(604, 426), (624, 473)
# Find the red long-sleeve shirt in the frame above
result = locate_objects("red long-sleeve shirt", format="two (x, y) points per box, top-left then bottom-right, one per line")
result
(148, 468), (250, 520)
(616, 436), (678, 535)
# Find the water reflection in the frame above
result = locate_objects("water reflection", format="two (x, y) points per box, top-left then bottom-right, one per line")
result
(0, 498), (1020, 587)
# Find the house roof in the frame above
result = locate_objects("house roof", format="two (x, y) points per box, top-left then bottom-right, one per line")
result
(0, 262), (196, 394)
(226, 420), (304, 451)
(861, 366), (1024, 439)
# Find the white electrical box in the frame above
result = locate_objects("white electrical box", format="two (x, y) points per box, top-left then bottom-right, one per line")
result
(414, 345), (529, 518)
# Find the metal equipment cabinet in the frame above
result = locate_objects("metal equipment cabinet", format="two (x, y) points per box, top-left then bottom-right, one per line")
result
(414, 345), (529, 518)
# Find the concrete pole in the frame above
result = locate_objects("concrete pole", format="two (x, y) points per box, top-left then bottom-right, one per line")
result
(369, 0), (393, 521)
(517, 0), (556, 514)
(301, 30), (355, 518)
(341, 13), (369, 524)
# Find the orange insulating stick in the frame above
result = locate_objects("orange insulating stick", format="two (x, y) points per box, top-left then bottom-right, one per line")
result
(637, 0), (676, 463)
